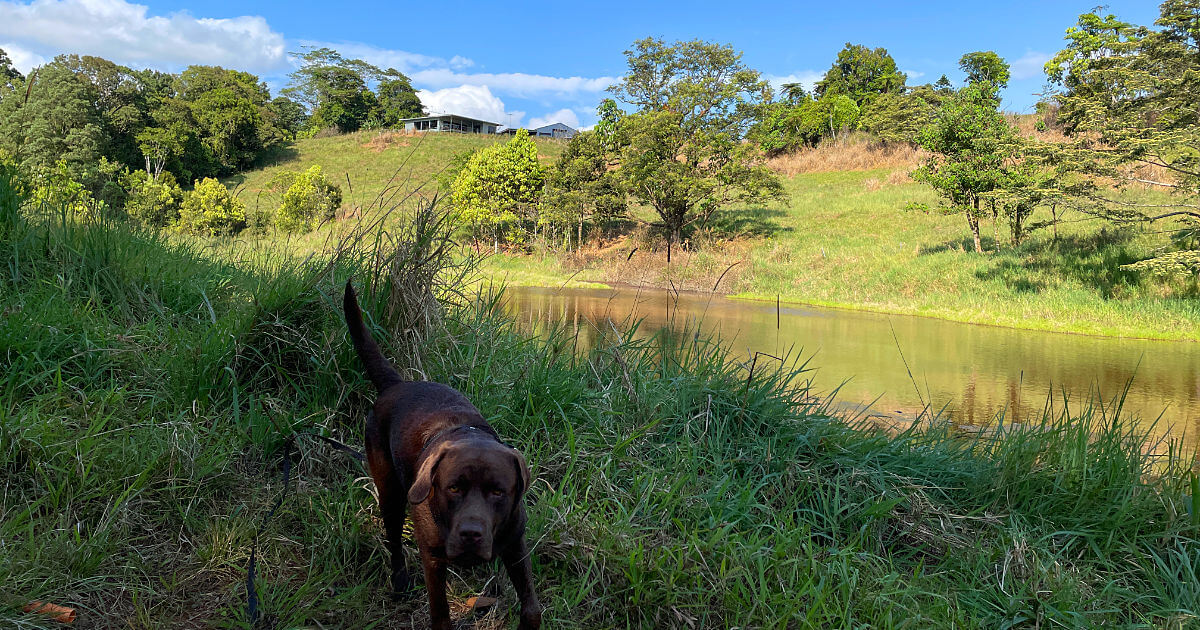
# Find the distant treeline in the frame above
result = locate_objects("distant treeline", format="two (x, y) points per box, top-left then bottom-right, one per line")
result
(0, 46), (421, 193)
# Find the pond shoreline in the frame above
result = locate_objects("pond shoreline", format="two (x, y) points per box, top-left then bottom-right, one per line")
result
(485, 269), (1200, 343)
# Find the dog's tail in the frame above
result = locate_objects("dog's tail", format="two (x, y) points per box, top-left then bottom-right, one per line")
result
(343, 279), (403, 392)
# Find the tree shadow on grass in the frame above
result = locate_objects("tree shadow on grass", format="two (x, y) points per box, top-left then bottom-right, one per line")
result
(224, 144), (300, 193)
(973, 229), (1144, 298)
(918, 235), (1003, 255)
(703, 207), (792, 240)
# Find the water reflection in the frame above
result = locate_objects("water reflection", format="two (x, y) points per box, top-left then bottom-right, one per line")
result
(502, 285), (1200, 442)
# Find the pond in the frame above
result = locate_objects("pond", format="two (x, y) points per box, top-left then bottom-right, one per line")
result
(502, 285), (1200, 444)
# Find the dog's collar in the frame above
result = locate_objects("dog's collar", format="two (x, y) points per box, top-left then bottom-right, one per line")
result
(417, 424), (502, 461)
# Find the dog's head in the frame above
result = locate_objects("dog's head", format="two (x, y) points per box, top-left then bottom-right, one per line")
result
(408, 433), (530, 564)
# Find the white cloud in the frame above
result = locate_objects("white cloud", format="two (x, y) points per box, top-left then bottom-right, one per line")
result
(1010, 51), (1051, 81)
(0, 0), (286, 72)
(417, 84), (524, 127)
(527, 108), (581, 130)
(765, 70), (822, 97)
(902, 69), (925, 80)
(410, 68), (615, 98)
(1, 41), (45, 73)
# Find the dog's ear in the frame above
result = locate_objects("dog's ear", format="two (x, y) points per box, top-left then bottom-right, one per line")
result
(408, 442), (451, 504)
(510, 449), (531, 497)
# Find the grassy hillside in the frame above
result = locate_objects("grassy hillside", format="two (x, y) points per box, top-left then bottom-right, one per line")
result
(484, 168), (1199, 340)
(228, 130), (565, 219)
(2, 180), (1199, 628)
(229, 131), (1198, 340)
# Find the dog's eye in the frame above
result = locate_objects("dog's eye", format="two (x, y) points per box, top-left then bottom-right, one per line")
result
(447, 484), (462, 493)
(490, 488), (504, 497)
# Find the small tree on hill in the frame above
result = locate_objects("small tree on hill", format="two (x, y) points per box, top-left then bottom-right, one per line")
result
(542, 122), (629, 250)
(913, 84), (1016, 253)
(274, 165), (343, 233)
(608, 38), (785, 258)
(450, 130), (544, 250)
(124, 169), (183, 227)
(178, 177), (246, 235)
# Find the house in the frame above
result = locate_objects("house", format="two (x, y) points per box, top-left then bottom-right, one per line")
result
(530, 122), (577, 139)
(498, 122), (578, 139)
(397, 113), (499, 134)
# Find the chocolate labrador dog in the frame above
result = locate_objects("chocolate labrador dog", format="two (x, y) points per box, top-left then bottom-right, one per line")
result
(343, 281), (541, 630)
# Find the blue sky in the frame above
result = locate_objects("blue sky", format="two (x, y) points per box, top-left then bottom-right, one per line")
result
(0, 0), (1161, 129)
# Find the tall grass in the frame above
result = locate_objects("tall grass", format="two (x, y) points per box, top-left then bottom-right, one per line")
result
(1, 172), (1198, 628)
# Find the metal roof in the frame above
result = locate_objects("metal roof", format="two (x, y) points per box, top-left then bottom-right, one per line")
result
(396, 113), (501, 126)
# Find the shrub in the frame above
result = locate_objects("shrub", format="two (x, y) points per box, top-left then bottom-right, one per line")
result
(178, 177), (246, 236)
(30, 160), (98, 217)
(450, 129), (544, 249)
(124, 170), (184, 228)
(274, 165), (342, 233)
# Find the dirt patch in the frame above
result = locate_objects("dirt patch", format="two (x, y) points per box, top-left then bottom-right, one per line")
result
(362, 131), (412, 153)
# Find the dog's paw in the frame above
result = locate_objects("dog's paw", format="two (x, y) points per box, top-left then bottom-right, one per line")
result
(389, 570), (416, 600)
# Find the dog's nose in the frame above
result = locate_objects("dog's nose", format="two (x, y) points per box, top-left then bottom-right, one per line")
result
(458, 524), (484, 546)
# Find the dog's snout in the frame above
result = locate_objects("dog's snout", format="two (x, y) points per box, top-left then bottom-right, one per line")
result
(458, 522), (484, 545)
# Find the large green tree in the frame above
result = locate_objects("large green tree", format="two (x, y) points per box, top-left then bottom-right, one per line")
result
(375, 78), (424, 126)
(608, 38), (784, 257)
(814, 43), (907, 106)
(1043, 0), (1200, 278)
(450, 129), (545, 250)
(284, 47), (420, 132)
(0, 58), (104, 182)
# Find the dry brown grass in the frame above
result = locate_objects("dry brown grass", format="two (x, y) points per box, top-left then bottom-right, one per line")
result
(766, 133), (924, 176)
(361, 131), (412, 152)
(1007, 115), (1178, 189)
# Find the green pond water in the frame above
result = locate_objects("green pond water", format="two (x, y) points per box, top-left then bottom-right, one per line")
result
(503, 285), (1200, 443)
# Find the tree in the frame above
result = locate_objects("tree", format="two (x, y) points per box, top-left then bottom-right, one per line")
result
(815, 43), (907, 106)
(178, 177), (246, 235)
(0, 47), (23, 98)
(173, 66), (280, 173)
(0, 59), (104, 182)
(265, 96), (308, 139)
(450, 129), (545, 250)
(542, 124), (629, 250)
(780, 82), (809, 103)
(1042, 1), (1200, 276)
(124, 169), (183, 227)
(376, 78), (423, 126)
(958, 51), (1010, 99)
(61, 55), (152, 171)
(284, 47), (419, 132)
(857, 90), (938, 144)
(608, 38), (785, 257)
(913, 84), (1016, 253)
(273, 165), (342, 233)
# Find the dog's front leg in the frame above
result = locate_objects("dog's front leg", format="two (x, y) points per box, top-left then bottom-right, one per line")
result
(366, 419), (411, 596)
(502, 538), (542, 630)
(420, 548), (451, 630)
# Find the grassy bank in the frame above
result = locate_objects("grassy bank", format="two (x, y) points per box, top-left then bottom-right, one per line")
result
(3, 181), (1199, 628)
(482, 167), (1200, 340)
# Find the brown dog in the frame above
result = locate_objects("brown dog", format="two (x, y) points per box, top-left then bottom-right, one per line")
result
(343, 281), (541, 630)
